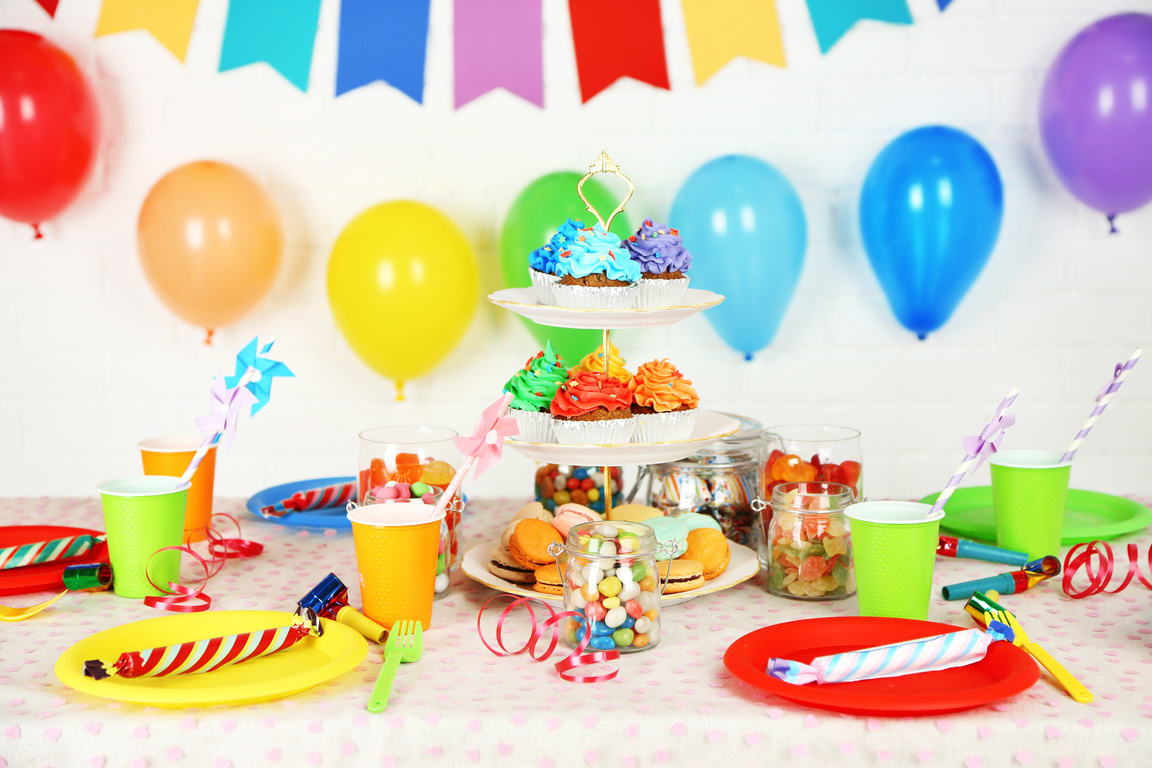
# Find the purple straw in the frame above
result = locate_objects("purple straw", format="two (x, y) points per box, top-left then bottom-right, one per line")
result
(1061, 348), (1142, 463)
(930, 388), (1019, 516)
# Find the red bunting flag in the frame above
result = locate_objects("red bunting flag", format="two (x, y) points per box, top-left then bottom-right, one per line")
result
(568, 0), (670, 103)
(33, 0), (59, 16)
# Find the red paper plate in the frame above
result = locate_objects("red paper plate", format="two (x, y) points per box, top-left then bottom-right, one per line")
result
(0, 526), (108, 597)
(723, 616), (1040, 717)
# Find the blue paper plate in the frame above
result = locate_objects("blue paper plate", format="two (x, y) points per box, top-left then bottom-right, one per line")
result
(245, 477), (356, 531)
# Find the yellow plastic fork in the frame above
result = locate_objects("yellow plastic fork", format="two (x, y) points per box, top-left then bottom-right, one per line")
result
(987, 608), (1093, 703)
(367, 621), (423, 713)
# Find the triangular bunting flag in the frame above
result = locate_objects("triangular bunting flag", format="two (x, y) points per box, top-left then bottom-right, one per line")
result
(33, 0), (59, 17)
(219, 0), (322, 92)
(96, 0), (201, 62)
(454, 0), (543, 108)
(805, 0), (913, 54)
(569, 0), (670, 103)
(336, 0), (431, 101)
(681, 0), (786, 84)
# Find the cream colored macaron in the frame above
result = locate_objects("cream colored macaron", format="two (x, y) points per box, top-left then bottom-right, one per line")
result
(606, 503), (665, 523)
(511, 501), (554, 524)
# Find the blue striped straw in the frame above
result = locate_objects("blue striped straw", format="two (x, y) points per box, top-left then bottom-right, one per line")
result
(930, 388), (1019, 517)
(1061, 348), (1143, 463)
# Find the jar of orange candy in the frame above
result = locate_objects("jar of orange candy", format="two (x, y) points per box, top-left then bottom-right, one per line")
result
(358, 427), (462, 579)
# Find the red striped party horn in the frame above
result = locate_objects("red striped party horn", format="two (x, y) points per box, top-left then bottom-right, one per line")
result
(0, 534), (105, 570)
(83, 621), (315, 680)
(258, 481), (356, 519)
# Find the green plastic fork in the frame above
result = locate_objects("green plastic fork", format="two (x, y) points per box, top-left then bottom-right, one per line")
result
(368, 621), (423, 713)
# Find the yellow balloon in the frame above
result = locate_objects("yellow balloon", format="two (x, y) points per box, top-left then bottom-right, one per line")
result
(327, 201), (479, 398)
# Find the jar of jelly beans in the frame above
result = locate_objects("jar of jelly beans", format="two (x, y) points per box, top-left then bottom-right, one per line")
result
(535, 464), (623, 514)
(553, 521), (666, 653)
(765, 481), (855, 600)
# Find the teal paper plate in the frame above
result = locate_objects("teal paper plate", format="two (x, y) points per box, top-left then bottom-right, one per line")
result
(918, 487), (1152, 545)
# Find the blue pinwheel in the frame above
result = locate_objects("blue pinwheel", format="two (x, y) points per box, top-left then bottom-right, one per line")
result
(225, 337), (294, 415)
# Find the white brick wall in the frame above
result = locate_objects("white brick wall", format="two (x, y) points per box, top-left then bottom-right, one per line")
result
(2, 0), (1150, 502)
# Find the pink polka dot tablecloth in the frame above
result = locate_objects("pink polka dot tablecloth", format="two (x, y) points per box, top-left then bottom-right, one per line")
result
(1, 497), (1150, 768)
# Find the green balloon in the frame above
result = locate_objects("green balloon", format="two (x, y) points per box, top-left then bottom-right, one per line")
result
(499, 172), (633, 363)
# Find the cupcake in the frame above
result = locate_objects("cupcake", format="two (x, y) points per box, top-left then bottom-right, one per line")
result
(503, 342), (568, 442)
(627, 359), (699, 442)
(528, 218), (583, 305)
(572, 341), (631, 381)
(551, 224), (641, 309)
(550, 370), (635, 444)
(622, 219), (692, 308)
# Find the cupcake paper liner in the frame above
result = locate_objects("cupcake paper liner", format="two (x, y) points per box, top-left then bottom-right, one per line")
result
(552, 416), (636, 445)
(511, 408), (555, 443)
(635, 276), (690, 309)
(530, 269), (559, 306)
(632, 409), (698, 443)
(551, 282), (639, 310)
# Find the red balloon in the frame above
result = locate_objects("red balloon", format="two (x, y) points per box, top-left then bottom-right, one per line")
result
(0, 30), (100, 233)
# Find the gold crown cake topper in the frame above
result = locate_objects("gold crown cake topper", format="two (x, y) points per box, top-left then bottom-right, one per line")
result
(577, 150), (633, 232)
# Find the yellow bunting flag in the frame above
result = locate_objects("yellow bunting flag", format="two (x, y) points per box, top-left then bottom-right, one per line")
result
(96, 0), (201, 62)
(680, 0), (786, 84)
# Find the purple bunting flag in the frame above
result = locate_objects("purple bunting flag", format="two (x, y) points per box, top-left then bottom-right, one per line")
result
(454, 0), (543, 109)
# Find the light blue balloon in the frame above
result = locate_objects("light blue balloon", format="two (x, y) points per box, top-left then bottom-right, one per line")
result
(670, 156), (807, 360)
(860, 126), (1003, 339)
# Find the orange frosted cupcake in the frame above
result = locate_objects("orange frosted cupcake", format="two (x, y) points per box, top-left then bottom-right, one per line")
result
(549, 370), (635, 444)
(627, 359), (699, 442)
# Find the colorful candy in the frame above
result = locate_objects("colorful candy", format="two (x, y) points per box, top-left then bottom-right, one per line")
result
(84, 622), (315, 680)
(358, 454), (461, 567)
(535, 464), (622, 514)
(0, 534), (104, 570)
(766, 485), (855, 600)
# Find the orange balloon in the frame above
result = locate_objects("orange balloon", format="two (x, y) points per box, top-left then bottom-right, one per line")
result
(137, 161), (282, 336)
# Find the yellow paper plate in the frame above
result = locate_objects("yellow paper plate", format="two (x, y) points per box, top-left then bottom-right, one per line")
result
(55, 610), (368, 708)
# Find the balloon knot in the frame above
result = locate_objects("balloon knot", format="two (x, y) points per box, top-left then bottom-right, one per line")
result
(744, 353), (753, 362)
(1107, 214), (1119, 235)
(204, 329), (215, 345)
(917, 333), (928, 341)
(396, 381), (406, 402)
(31, 223), (43, 240)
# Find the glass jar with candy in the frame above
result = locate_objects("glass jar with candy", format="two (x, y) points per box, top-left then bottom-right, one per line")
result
(358, 426), (463, 576)
(554, 521), (665, 653)
(364, 484), (461, 600)
(765, 481), (855, 600)
(534, 463), (623, 514)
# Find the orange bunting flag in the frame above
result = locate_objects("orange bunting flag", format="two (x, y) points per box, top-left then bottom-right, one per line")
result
(96, 0), (201, 62)
(681, 0), (786, 84)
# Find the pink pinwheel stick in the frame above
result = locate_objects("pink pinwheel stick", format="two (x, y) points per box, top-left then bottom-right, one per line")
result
(434, 393), (514, 520)
(175, 339), (276, 491)
(1062, 348), (1142, 463)
(930, 388), (1019, 516)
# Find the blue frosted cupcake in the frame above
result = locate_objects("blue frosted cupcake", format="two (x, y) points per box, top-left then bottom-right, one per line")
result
(551, 224), (641, 309)
(529, 218), (583, 306)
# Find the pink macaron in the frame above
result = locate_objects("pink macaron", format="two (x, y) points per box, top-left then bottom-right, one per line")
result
(551, 503), (599, 540)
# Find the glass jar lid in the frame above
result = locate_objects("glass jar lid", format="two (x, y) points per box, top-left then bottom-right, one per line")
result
(770, 481), (854, 513)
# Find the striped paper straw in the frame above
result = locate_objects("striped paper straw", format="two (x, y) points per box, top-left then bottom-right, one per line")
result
(1062, 348), (1143, 463)
(930, 388), (1019, 516)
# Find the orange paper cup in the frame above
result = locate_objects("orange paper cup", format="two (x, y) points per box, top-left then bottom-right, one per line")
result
(139, 436), (217, 544)
(349, 501), (446, 632)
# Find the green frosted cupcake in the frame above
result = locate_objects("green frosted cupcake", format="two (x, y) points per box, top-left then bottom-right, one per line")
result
(503, 342), (567, 443)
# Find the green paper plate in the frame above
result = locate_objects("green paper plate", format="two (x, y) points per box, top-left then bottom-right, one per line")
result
(918, 487), (1152, 545)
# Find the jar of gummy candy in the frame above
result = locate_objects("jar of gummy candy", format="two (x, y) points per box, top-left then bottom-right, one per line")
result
(552, 521), (667, 653)
(364, 484), (461, 600)
(534, 464), (623, 514)
(765, 481), (855, 600)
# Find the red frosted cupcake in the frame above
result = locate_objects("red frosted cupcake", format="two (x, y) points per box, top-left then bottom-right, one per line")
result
(549, 371), (635, 444)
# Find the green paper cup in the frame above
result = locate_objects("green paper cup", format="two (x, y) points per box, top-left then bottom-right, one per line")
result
(97, 476), (187, 598)
(989, 450), (1071, 560)
(845, 501), (944, 620)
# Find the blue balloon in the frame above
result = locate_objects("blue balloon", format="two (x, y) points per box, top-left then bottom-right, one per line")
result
(860, 126), (1003, 339)
(670, 156), (806, 360)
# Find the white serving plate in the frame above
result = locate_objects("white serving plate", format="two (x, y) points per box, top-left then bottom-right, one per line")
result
(488, 287), (724, 329)
(503, 410), (740, 466)
(460, 538), (760, 607)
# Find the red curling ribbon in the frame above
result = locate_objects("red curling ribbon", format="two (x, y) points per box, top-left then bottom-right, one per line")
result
(142, 513), (262, 613)
(204, 513), (264, 560)
(1062, 540), (1152, 599)
(477, 595), (620, 683)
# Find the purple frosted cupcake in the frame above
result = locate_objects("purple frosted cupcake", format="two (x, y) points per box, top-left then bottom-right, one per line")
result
(623, 219), (692, 308)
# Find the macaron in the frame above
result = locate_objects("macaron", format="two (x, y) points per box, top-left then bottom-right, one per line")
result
(655, 559), (706, 594)
(680, 528), (730, 580)
(532, 563), (564, 595)
(643, 516), (689, 560)
(511, 501), (554, 524)
(677, 512), (722, 533)
(508, 518), (562, 570)
(500, 519), (525, 549)
(606, 503), (665, 523)
(551, 503), (600, 540)
(488, 546), (537, 585)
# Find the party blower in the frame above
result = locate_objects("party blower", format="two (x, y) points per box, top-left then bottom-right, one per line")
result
(936, 535), (1028, 567)
(940, 556), (1061, 601)
(296, 573), (387, 643)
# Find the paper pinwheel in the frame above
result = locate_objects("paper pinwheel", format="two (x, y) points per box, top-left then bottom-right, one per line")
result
(225, 337), (293, 416)
(454, 395), (519, 479)
(196, 372), (259, 450)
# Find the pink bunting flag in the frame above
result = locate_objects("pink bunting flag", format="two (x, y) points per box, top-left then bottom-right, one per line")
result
(454, 0), (543, 108)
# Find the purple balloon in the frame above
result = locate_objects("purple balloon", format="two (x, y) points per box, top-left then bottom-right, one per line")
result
(1040, 13), (1152, 225)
